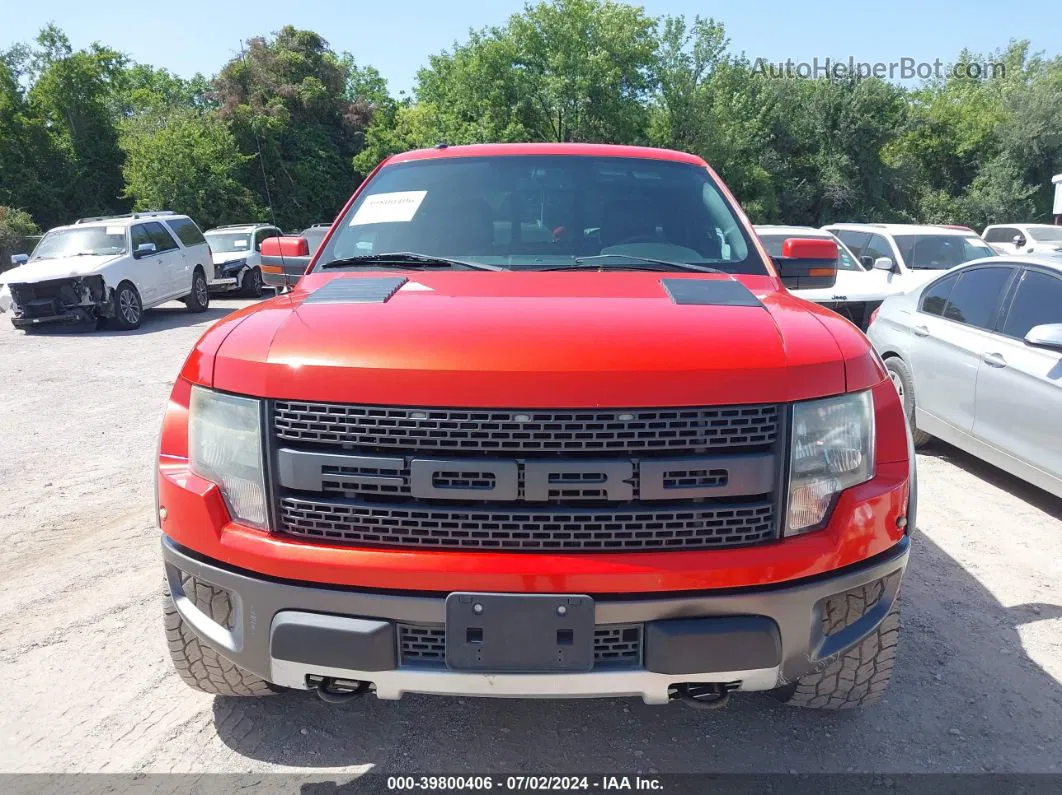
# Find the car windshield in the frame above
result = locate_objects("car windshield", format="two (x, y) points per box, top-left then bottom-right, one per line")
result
(205, 232), (253, 253)
(315, 155), (765, 274)
(31, 227), (127, 259)
(1027, 226), (1062, 242)
(893, 234), (996, 269)
(756, 232), (862, 271)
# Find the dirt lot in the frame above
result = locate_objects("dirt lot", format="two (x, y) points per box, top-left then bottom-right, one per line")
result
(0, 297), (1060, 775)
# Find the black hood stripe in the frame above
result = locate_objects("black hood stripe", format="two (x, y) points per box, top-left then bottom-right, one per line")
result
(304, 277), (408, 304)
(661, 278), (763, 307)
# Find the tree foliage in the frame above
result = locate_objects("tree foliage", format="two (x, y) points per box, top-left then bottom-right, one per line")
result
(1, 9), (1061, 236)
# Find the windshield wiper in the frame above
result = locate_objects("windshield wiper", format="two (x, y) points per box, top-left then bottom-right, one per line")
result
(536, 254), (732, 275)
(319, 252), (503, 271)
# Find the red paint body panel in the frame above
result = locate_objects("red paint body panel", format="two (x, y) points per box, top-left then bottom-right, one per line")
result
(159, 143), (912, 597)
(158, 460), (907, 594)
(782, 238), (838, 260)
(260, 235), (309, 258)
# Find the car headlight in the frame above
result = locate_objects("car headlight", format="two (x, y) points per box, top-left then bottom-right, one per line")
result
(189, 386), (269, 529)
(786, 391), (875, 536)
(0, 283), (11, 314)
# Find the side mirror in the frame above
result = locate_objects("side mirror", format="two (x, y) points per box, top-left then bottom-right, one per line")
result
(260, 235), (312, 292)
(10, 253), (28, 266)
(1013, 235), (1026, 249)
(135, 242), (157, 258)
(873, 256), (897, 272)
(1024, 323), (1062, 353)
(260, 236), (309, 257)
(772, 238), (838, 290)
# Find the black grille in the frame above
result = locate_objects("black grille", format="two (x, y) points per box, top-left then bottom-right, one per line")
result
(397, 623), (643, 668)
(274, 402), (780, 454)
(279, 497), (775, 551)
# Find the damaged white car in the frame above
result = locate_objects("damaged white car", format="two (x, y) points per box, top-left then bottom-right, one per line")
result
(0, 212), (212, 331)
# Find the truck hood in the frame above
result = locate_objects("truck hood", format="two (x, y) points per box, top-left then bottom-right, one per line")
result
(204, 271), (880, 407)
(212, 252), (249, 266)
(0, 254), (121, 285)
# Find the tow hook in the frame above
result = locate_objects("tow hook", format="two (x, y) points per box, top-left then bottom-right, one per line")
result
(308, 675), (372, 704)
(670, 683), (737, 711)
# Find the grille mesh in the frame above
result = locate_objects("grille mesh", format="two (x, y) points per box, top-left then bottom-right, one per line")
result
(397, 623), (643, 668)
(279, 497), (775, 551)
(274, 402), (779, 453)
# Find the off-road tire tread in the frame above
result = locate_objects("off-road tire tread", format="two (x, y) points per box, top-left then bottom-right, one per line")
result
(163, 575), (281, 697)
(778, 582), (900, 710)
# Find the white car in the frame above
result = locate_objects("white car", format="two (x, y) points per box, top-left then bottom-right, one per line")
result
(754, 225), (901, 328)
(0, 211), (212, 331)
(203, 223), (282, 298)
(982, 223), (1062, 256)
(867, 254), (1062, 498)
(823, 223), (998, 294)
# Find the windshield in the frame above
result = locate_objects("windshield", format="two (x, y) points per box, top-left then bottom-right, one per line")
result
(31, 227), (127, 260)
(893, 234), (996, 270)
(1027, 226), (1062, 242)
(205, 232), (252, 253)
(757, 233), (863, 271)
(316, 155), (765, 274)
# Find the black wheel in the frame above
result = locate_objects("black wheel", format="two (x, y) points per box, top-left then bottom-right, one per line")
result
(110, 281), (143, 330)
(240, 267), (264, 298)
(185, 268), (210, 313)
(884, 356), (931, 446)
(774, 579), (901, 710)
(163, 574), (284, 697)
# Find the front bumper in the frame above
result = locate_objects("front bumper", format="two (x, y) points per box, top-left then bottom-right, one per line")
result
(162, 534), (909, 704)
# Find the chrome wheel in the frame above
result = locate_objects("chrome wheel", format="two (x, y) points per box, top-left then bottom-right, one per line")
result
(119, 288), (141, 325)
(194, 274), (208, 305)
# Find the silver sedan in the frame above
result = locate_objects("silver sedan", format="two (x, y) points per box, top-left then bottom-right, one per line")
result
(867, 254), (1062, 498)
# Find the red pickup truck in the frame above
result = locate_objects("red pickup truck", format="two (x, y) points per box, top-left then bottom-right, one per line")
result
(158, 143), (914, 711)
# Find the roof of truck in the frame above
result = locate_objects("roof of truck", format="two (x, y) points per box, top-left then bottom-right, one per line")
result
(387, 143), (705, 166)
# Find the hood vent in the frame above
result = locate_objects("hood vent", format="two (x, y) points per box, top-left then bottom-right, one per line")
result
(661, 278), (763, 308)
(304, 277), (408, 304)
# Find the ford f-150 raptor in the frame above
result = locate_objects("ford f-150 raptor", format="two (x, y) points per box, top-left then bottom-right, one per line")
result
(158, 143), (915, 710)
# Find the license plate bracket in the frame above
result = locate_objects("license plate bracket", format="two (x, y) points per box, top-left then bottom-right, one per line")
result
(445, 592), (595, 672)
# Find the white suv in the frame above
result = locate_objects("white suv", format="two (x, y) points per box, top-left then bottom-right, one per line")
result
(0, 211), (212, 331)
(982, 223), (1062, 256)
(203, 223), (282, 297)
(822, 223), (998, 294)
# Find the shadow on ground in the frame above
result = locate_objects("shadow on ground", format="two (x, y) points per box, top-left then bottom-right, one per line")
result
(210, 533), (1062, 774)
(919, 440), (1062, 520)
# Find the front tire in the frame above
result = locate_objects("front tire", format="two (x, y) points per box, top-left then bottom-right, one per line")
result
(163, 575), (283, 697)
(884, 356), (931, 446)
(185, 268), (210, 313)
(774, 581), (900, 710)
(240, 267), (264, 298)
(110, 282), (143, 330)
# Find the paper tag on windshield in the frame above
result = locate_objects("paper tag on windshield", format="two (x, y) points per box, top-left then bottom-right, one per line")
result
(234, 239), (248, 248)
(349, 191), (427, 226)
(106, 226), (124, 236)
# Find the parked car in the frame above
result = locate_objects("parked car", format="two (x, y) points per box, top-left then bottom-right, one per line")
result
(203, 223), (282, 298)
(823, 223), (997, 293)
(982, 223), (1062, 256)
(868, 254), (1062, 498)
(158, 142), (914, 712)
(300, 223), (331, 256)
(0, 211), (211, 331)
(755, 225), (900, 329)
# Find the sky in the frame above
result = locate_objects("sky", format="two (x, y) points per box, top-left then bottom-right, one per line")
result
(1, 0), (1059, 95)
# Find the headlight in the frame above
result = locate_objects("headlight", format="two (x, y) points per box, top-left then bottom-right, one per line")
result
(189, 386), (269, 529)
(786, 391), (875, 536)
(0, 283), (11, 314)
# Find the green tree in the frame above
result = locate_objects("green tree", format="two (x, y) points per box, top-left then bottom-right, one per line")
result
(214, 26), (373, 229)
(27, 25), (129, 220)
(0, 206), (40, 266)
(119, 107), (262, 229)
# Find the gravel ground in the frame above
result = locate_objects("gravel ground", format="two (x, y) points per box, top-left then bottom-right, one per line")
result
(0, 297), (1060, 775)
